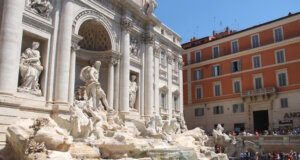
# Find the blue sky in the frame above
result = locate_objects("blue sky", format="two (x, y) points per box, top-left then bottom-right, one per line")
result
(155, 0), (300, 44)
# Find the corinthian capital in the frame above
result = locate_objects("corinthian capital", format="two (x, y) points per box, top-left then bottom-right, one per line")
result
(121, 17), (133, 31)
(143, 32), (155, 44)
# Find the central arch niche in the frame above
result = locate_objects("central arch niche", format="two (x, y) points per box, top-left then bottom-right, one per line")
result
(75, 20), (113, 96)
(78, 20), (112, 51)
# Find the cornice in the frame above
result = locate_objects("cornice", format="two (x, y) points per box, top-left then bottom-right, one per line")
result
(183, 14), (300, 53)
(184, 36), (300, 69)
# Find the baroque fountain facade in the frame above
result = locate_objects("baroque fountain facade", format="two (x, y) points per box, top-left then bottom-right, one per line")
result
(0, 0), (230, 159)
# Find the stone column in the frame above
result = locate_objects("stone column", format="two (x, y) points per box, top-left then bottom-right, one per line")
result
(54, 0), (73, 104)
(0, 0), (25, 94)
(119, 16), (132, 114)
(68, 38), (81, 105)
(107, 58), (116, 108)
(144, 32), (155, 117)
(114, 59), (120, 111)
(46, 1), (61, 103)
(154, 48), (160, 115)
(167, 53), (173, 119)
(179, 59), (184, 115)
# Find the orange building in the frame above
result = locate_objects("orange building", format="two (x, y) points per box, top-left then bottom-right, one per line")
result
(182, 12), (300, 133)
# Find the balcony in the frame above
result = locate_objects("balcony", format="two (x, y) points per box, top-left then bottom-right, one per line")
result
(241, 87), (276, 102)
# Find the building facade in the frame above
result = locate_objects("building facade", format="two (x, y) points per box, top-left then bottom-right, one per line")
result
(182, 13), (300, 133)
(0, 0), (183, 149)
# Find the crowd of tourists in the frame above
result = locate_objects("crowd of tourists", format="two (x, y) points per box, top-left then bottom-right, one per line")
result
(239, 150), (300, 160)
(225, 127), (300, 137)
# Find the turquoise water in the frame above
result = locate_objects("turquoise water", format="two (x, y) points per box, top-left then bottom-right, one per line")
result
(147, 148), (198, 160)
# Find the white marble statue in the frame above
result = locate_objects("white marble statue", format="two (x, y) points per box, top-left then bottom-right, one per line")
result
(18, 42), (43, 96)
(129, 75), (138, 110)
(130, 38), (139, 57)
(80, 61), (112, 111)
(146, 0), (158, 15)
(27, 0), (53, 17)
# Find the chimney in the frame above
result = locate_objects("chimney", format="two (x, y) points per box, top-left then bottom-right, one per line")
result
(226, 26), (230, 33)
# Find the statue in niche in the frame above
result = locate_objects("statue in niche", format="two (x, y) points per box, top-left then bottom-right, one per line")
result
(27, 0), (53, 17)
(129, 75), (138, 111)
(18, 42), (43, 96)
(80, 61), (112, 112)
(130, 38), (139, 57)
(146, 0), (158, 16)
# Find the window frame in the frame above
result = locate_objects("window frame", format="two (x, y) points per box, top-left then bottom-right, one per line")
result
(280, 98), (288, 108)
(213, 82), (222, 97)
(195, 108), (204, 117)
(195, 85), (203, 100)
(275, 49), (286, 64)
(276, 69), (288, 87)
(252, 55), (261, 69)
(273, 26), (284, 43)
(195, 51), (201, 63)
(231, 60), (242, 73)
(213, 106), (224, 115)
(253, 74), (264, 90)
(233, 103), (244, 113)
(160, 92), (167, 109)
(251, 33), (260, 48)
(212, 45), (220, 58)
(232, 78), (242, 94)
(194, 69), (203, 80)
(212, 64), (221, 77)
(231, 39), (239, 53)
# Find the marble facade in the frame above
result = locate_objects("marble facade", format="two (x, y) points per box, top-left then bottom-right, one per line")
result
(0, 0), (183, 150)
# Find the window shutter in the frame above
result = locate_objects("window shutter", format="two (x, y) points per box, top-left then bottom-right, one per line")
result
(221, 106), (224, 114)
(219, 65), (222, 75)
(241, 104), (244, 112)
(212, 66), (215, 77)
(200, 70), (203, 79)
(231, 62), (234, 73)
(238, 61), (242, 71)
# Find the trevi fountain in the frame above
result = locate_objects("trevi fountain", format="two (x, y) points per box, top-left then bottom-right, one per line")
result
(0, 0), (253, 159)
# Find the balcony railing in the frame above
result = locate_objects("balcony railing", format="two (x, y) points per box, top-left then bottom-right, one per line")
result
(241, 87), (276, 98)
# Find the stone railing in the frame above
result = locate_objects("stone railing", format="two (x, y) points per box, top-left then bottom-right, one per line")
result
(241, 87), (276, 98)
(241, 135), (300, 152)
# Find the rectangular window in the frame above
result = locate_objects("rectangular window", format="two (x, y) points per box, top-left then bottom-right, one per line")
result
(254, 77), (263, 89)
(195, 108), (204, 116)
(233, 104), (244, 113)
(231, 60), (241, 72)
(274, 27), (283, 42)
(173, 96), (179, 111)
(231, 40), (239, 53)
(213, 46), (219, 58)
(253, 55), (261, 68)
(195, 51), (201, 63)
(251, 34), (260, 48)
(276, 50), (285, 64)
(278, 72), (287, 87)
(280, 98), (288, 108)
(161, 93), (166, 109)
(196, 87), (202, 99)
(214, 84), (221, 96)
(160, 51), (166, 65)
(213, 106), (224, 115)
(194, 69), (203, 80)
(233, 81), (241, 93)
(212, 65), (221, 77)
